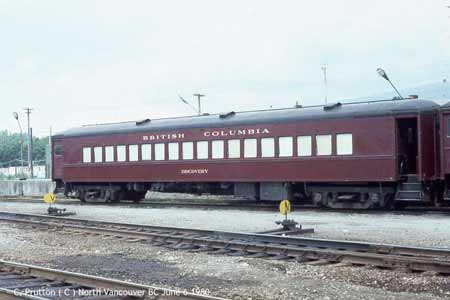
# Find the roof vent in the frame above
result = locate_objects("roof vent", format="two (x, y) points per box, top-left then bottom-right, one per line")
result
(323, 102), (342, 111)
(136, 118), (151, 126)
(219, 111), (236, 119)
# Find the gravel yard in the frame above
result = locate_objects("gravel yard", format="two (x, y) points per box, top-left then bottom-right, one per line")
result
(0, 201), (449, 248)
(1, 223), (450, 300)
(1, 201), (450, 299)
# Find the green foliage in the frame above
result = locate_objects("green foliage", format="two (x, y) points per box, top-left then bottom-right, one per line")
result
(0, 130), (49, 167)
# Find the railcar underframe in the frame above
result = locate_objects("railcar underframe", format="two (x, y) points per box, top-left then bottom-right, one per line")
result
(59, 180), (406, 209)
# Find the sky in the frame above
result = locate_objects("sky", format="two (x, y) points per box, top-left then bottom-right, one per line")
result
(0, 0), (449, 136)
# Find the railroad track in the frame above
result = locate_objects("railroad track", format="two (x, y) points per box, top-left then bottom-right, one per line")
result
(1, 211), (450, 275)
(0, 260), (226, 300)
(0, 197), (283, 211)
(1, 197), (450, 213)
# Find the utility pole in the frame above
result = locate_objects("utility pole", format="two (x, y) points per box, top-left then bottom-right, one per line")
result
(321, 66), (328, 104)
(444, 78), (448, 98)
(23, 107), (33, 178)
(193, 93), (205, 115)
(48, 126), (52, 179)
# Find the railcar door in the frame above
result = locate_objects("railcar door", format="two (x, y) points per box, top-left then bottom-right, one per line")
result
(52, 141), (64, 180)
(417, 113), (435, 181)
(442, 112), (450, 176)
(396, 117), (418, 176)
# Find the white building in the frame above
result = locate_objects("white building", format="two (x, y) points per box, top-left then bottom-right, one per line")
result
(0, 165), (47, 179)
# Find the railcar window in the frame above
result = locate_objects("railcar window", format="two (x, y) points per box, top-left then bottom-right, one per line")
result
(244, 138), (257, 158)
(261, 138), (275, 157)
(155, 143), (165, 161)
(117, 145), (126, 162)
(182, 142), (193, 160)
(94, 146), (103, 163)
(297, 136), (312, 156)
(129, 144), (139, 161)
(228, 139), (240, 158)
(197, 141), (208, 159)
(105, 146), (114, 162)
(278, 136), (293, 157)
(316, 135), (332, 156)
(168, 143), (179, 160)
(54, 144), (62, 155)
(212, 140), (224, 159)
(141, 144), (152, 160)
(336, 133), (353, 155)
(82, 147), (91, 163)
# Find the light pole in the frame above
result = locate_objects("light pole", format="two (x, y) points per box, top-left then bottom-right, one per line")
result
(12, 112), (24, 168)
(377, 68), (403, 99)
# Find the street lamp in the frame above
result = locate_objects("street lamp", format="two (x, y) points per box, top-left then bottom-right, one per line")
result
(377, 68), (403, 99)
(12, 112), (24, 168)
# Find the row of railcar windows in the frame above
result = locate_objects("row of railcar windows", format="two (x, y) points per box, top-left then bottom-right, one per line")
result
(82, 134), (353, 163)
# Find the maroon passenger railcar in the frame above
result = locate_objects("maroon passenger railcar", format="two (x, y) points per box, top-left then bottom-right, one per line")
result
(52, 98), (441, 209)
(439, 102), (450, 203)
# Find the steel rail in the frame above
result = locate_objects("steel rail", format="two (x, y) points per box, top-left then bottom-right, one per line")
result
(1, 213), (450, 274)
(1, 211), (449, 260)
(0, 260), (227, 300)
(2, 197), (450, 214)
(1, 214), (450, 275)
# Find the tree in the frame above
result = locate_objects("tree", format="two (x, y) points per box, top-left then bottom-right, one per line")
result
(0, 130), (49, 167)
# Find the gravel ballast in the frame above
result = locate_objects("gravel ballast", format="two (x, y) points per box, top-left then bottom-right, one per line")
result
(1, 224), (450, 300)
(0, 201), (449, 248)
(1, 201), (450, 299)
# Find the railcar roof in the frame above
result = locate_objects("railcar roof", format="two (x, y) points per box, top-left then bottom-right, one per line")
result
(54, 98), (439, 138)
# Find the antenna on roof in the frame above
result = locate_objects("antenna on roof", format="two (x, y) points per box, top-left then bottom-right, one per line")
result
(178, 93), (206, 116)
(178, 94), (199, 115)
(444, 78), (448, 98)
(321, 65), (328, 104)
(376, 68), (404, 99)
(193, 93), (205, 115)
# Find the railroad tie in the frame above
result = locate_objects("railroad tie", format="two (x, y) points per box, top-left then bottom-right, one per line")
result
(2, 212), (450, 276)
(304, 259), (331, 266)
(125, 238), (147, 243)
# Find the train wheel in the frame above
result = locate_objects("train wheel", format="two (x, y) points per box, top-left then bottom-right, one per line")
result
(393, 201), (407, 210)
(110, 190), (120, 203)
(312, 192), (324, 207)
(131, 191), (146, 203)
(78, 190), (86, 203)
(382, 193), (395, 209)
